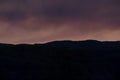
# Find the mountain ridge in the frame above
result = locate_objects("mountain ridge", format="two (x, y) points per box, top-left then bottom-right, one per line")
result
(0, 40), (120, 80)
(1, 39), (120, 45)
(1, 40), (120, 49)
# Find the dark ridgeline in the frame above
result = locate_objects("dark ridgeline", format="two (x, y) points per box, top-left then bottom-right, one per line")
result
(0, 40), (120, 80)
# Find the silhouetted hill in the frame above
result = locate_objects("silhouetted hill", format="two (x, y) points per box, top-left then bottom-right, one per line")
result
(0, 40), (120, 80)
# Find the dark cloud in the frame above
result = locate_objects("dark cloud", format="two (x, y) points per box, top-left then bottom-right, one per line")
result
(0, 0), (120, 43)
(0, 0), (119, 20)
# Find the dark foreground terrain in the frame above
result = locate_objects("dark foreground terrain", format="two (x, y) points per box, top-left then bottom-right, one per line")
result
(0, 40), (120, 80)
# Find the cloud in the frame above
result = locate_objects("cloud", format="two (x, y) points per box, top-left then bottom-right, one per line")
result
(0, 0), (119, 20)
(0, 0), (120, 43)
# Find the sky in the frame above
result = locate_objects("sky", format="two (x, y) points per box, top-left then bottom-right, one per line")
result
(0, 0), (120, 44)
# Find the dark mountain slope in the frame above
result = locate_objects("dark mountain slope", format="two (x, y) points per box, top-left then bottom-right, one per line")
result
(0, 40), (120, 80)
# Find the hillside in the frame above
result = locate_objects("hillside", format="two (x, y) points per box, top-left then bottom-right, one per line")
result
(0, 40), (120, 80)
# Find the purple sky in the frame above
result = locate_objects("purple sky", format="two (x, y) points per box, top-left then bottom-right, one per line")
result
(0, 0), (120, 43)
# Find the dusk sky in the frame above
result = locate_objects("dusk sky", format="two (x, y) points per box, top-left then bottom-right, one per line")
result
(0, 0), (120, 44)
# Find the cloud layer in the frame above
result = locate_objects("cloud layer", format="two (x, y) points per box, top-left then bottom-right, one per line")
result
(0, 0), (120, 43)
